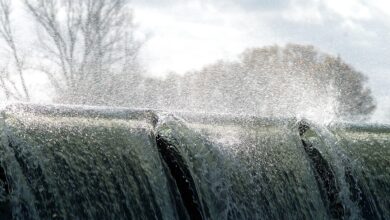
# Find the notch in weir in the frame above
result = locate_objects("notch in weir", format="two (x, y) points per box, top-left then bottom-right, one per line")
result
(156, 135), (204, 220)
(298, 121), (345, 219)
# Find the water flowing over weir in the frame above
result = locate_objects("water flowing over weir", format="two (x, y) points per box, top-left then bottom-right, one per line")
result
(0, 104), (388, 219)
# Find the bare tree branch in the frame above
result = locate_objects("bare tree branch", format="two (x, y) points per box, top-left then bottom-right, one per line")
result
(23, 0), (141, 104)
(0, 0), (30, 101)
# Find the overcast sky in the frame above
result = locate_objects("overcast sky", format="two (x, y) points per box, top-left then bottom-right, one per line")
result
(132, 0), (390, 121)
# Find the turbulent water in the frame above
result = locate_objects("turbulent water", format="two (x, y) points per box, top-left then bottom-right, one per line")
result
(0, 104), (388, 219)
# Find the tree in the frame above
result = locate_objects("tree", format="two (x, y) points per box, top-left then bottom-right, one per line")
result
(0, 0), (142, 104)
(170, 44), (376, 120)
(25, 0), (143, 104)
(0, 0), (30, 101)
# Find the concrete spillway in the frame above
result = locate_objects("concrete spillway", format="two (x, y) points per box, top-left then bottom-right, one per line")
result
(0, 104), (388, 219)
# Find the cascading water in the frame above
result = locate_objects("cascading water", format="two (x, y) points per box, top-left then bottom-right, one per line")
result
(0, 104), (180, 219)
(0, 104), (388, 219)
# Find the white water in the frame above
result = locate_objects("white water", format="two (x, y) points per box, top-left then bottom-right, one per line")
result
(1, 104), (387, 219)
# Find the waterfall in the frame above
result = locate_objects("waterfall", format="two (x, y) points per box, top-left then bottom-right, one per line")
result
(0, 104), (388, 219)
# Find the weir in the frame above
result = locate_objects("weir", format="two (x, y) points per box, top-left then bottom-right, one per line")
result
(0, 104), (389, 219)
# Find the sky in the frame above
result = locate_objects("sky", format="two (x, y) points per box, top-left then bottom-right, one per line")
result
(132, 0), (390, 122)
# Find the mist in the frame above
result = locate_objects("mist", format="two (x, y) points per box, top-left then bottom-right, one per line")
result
(0, 0), (389, 124)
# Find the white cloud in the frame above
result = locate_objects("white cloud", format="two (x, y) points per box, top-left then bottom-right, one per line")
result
(134, 1), (276, 75)
(370, 0), (390, 17)
(282, 3), (323, 24)
(324, 0), (372, 20)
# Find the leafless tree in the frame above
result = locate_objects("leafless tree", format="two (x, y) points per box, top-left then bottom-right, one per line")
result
(23, 0), (142, 104)
(0, 0), (30, 101)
